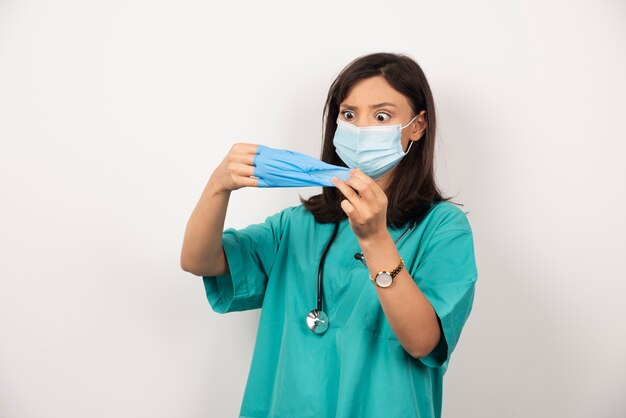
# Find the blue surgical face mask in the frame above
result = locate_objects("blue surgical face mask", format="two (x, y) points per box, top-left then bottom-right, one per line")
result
(332, 114), (418, 180)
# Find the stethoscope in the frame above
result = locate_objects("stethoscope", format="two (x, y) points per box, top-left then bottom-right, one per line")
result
(306, 220), (417, 334)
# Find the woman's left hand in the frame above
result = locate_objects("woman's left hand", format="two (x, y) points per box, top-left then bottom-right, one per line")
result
(332, 168), (389, 243)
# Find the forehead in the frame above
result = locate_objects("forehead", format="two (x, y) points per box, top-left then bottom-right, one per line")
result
(341, 75), (411, 109)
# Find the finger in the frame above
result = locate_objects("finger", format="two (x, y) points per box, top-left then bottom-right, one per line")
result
(230, 153), (257, 166)
(340, 198), (357, 218)
(231, 162), (255, 177)
(333, 177), (365, 218)
(236, 175), (259, 188)
(344, 175), (376, 203)
(343, 176), (375, 220)
(350, 168), (375, 183)
(350, 168), (387, 203)
(231, 143), (261, 155)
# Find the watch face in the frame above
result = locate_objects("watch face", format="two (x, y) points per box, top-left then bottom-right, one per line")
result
(375, 272), (393, 288)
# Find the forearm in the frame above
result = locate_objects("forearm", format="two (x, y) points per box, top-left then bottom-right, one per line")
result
(180, 177), (231, 276)
(359, 231), (441, 359)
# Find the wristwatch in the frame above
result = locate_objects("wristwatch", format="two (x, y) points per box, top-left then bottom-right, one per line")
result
(370, 259), (405, 288)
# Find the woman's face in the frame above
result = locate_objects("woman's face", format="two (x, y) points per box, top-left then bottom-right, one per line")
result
(338, 75), (427, 187)
(339, 75), (426, 149)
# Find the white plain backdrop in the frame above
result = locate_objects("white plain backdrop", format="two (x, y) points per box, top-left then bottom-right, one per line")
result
(1, 0), (625, 417)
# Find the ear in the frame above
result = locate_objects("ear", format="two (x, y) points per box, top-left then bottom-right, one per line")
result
(409, 110), (427, 141)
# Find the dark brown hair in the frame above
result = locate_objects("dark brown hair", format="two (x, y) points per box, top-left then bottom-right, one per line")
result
(300, 52), (458, 228)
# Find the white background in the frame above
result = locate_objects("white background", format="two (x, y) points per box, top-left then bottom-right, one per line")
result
(1, 0), (625, 417)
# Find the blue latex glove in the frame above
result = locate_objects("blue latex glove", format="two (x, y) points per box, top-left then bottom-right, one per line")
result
(253, 144), (351, 188)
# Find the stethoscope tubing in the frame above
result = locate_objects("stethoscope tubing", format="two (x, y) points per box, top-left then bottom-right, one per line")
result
(316, 222), (340, 312)
(309, 219), (417, 334)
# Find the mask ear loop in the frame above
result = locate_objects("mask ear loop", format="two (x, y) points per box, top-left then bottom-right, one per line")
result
(401, 114), (420, 154)
(401, 114), (419, 129)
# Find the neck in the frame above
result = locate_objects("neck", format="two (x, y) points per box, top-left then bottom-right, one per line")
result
(375, 169), (394, 192)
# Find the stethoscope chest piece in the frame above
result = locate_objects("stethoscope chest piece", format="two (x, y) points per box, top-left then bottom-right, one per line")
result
(306, 309), (329, 334)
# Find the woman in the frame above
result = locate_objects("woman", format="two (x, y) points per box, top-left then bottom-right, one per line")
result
(181, 52), (478, 418)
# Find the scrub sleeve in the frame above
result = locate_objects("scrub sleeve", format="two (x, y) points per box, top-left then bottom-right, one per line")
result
(412, 213), (478, 373)
(202, 207), (295, 313)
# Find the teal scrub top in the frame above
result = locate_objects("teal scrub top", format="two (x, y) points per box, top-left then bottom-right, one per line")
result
(202, 201), (478, 418)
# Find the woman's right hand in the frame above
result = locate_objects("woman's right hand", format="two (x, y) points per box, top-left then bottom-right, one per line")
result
(209, 143), (260, 193)
(182, 143), (259, 275)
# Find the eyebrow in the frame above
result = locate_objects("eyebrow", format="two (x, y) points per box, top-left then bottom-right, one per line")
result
(340, 102), (398, 110)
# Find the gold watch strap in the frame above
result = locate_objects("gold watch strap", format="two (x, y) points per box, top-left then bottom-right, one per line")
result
(389, 258), (405, 278)
(370, 258), (405, 283)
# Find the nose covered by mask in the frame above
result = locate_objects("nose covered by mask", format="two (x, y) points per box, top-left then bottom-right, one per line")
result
(332, 115), (418, 179)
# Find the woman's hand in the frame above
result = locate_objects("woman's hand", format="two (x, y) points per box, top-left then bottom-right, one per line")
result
(332, 168), (389, 242)
(209, 143), (259, 193)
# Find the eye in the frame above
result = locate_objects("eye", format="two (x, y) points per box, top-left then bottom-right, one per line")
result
(341, 110), (356, 120)
(375, 112), (391, 122)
